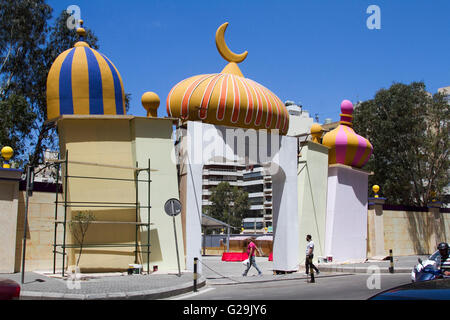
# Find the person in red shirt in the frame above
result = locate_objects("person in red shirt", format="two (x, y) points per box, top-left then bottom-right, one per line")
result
(242, 237), (262, 277)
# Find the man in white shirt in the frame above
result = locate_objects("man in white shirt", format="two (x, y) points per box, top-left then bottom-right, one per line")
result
(305, 234), (320, 275)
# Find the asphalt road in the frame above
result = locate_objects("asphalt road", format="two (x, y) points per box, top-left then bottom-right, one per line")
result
(170, 273), (412, 300)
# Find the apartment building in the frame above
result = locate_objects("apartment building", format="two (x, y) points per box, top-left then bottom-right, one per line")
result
(201, 163), (274, 228)
(285, 101), (314, 138)
(201, 163), (245, 207)
(242, 165), (273, 228)
(438, 86), (450, 104)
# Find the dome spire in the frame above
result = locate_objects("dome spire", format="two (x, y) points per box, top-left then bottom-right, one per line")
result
(76, 19), (86, 39)
(216, 22), (247, 77)
(339, 99), (354, 127)
(216, 22), (248, 64)
(74, 19), (89, 48)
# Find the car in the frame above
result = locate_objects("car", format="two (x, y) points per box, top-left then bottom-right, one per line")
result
(0, 278), (21, 300)
(411, 250), (441, 282)
(369, 278), (450, 300)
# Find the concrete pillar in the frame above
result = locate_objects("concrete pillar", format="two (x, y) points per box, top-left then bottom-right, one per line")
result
(271, 135), (299, 272)
(0, 168), (22, 273)
(368, 197), (386, 258)
(297, 140), (329, 264)
(324, 164), (371, 262)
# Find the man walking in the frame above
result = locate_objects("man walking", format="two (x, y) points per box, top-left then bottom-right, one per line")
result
(305, 234), (319, 275)
(243, 237), (262, 276)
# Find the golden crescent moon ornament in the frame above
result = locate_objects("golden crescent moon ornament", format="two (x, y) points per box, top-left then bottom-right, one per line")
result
(215, 22), (248, 63)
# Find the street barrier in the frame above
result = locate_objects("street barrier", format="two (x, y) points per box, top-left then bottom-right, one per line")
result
(389, 249), (394, 273)
(193, 257), (198, 292)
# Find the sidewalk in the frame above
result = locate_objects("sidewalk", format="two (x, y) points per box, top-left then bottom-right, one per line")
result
(1, 271), (206, 300)
(199, 256), (350, 285)
(1, 254), (422, 299)
(317, 255), (426, 274)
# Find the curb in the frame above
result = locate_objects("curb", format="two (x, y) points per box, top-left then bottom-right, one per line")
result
(206, 272), (354, 285)
(20, 276), (206, 300)
(318, 266), (411, 274)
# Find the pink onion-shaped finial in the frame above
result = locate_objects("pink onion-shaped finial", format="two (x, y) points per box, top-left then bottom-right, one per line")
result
(340, 99), (354, 126)
(322, 99), (373, 168)
(341, 100), (353, 114)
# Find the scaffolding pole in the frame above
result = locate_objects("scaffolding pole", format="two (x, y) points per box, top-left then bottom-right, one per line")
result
(52, 153), (60, 274)
(62, 150), (69, 277)
(52, 152), (152, 276)
(147, 158), (151, 274)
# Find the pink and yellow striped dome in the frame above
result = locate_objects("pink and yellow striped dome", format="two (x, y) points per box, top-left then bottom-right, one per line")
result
(166, 22), (289, 135)
(166, 71), (289, 134)
(322, 100), (373, 168)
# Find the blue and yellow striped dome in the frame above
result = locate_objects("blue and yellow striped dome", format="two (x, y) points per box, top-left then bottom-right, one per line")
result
(46, 39), (126, 120)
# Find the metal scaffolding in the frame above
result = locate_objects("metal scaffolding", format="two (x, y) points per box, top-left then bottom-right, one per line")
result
(52, 151), (152, 277)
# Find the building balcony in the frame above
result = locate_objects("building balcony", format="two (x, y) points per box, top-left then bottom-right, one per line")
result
(248, 192), (264, 198)
(203, 169), (241, 176)
(242, 179), (264, 186)
(202, 180), (242, 186)
(243, 166), (264, 173)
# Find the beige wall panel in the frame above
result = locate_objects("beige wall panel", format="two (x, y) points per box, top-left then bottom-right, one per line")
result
(58, 118), (136, 272)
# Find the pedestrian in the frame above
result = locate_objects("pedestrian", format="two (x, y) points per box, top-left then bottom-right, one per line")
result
(305, 234), (320, 275)
(242, 237), (262, 277)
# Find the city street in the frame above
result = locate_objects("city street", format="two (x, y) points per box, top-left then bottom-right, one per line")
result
(169, 273), (412, 300)
(0, 1), (448, 306)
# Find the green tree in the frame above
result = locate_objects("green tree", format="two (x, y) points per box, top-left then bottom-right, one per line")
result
(69, 210), (95, 267)
(0, 0), (52, 164)
(206, 182), (250, 229)
(353, 82), (449, 206)
(1, 3), (130, 166)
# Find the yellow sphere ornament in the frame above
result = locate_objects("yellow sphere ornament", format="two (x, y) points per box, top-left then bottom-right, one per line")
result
(1, 146), (13, 168)
(310, 123), (323, 144)
(141, 92), (160, 118)
(372, 185), (380, 198)
(431, 191), (437, 202)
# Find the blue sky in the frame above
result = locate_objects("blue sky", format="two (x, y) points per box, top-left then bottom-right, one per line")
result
(47, 0), (450, 122)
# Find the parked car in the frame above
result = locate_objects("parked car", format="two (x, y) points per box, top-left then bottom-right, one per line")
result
(0, 278), (21, 300)
(411, 251), (441, 282)
(369, 278), (450, 300)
